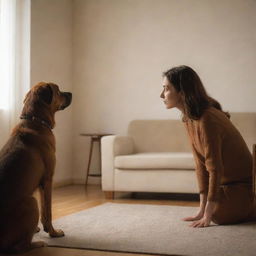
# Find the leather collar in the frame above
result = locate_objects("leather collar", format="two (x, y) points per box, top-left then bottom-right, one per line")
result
(20, 115), (53, 130)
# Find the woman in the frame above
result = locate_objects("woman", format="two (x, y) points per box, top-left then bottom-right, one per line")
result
(160, 65), (255, 227)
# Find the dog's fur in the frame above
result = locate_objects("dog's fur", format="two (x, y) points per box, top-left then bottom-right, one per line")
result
(0, 82), (72, 253)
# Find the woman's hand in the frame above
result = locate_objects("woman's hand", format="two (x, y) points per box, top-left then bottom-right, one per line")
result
(188, 201), (216, 228)
(182, 210), (204, 221)
(189, 215), (211, 227)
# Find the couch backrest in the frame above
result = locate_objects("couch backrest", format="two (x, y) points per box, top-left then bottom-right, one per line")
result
(127, 119), (191, 153)
(230, 112), (256, 152)
(128, 113), (256, 153)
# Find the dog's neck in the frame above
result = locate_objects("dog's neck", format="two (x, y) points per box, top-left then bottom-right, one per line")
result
(20, 115), (53, 130)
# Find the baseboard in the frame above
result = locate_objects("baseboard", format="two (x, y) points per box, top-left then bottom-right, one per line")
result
(53, 177), (101, 188)
(72, 176), (101, 185)
(53, 179), (73, 188)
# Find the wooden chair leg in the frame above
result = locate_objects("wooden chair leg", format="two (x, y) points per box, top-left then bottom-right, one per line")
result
(104, 191), (114, 200)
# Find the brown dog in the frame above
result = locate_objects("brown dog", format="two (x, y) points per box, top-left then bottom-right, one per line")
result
(0, 82), (72, 253)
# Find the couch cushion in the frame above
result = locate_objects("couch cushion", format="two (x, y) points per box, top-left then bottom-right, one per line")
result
(114, 152), (195, 170)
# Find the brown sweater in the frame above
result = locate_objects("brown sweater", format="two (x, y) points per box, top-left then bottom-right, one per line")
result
(184, 107), (252, 202)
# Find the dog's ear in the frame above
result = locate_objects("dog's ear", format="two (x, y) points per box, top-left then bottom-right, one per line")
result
(37, 85), (53, 105)
(23, 90), (32, 104)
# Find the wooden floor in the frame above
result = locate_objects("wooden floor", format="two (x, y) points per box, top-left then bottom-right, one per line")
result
(1, 185), (199, 256)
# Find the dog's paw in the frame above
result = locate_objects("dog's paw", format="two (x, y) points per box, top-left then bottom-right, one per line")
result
(49, 229), (65, 237)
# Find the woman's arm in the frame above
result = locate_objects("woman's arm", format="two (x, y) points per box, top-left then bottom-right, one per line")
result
(199, 193), (207, 212)
(189, 115), (222, 227)
(182, 144), (209, 222)
(182, 193), (207, 221)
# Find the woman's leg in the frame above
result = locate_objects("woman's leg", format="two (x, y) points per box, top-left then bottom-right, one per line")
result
(212, 184), (254, 225)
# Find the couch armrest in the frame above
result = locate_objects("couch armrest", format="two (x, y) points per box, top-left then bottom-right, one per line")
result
(101, 135), (134, 191)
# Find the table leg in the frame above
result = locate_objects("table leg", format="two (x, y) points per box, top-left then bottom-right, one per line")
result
(85, 138), (94, 186)
(99, 139), (102, 176)
(253, 144), (256, 200)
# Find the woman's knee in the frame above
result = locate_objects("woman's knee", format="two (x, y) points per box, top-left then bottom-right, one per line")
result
(212, 203), (253, 225)
(212, 209), (233, 225)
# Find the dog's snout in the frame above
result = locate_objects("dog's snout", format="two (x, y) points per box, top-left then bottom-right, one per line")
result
(59, 92), (72, 110)
(64, 92), (72, 106)
(64, 92), (72, 101)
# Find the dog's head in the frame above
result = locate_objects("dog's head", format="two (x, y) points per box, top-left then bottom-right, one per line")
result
(23, 82), (72, 112)
(21, 82), (72, 129)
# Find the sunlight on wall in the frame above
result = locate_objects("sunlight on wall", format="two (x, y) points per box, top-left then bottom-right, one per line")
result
(0, 0), (15, 110)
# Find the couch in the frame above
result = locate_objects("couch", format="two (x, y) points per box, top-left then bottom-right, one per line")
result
(101, 113), (256, 199)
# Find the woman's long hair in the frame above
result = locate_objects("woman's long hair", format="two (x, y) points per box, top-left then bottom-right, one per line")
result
(163, 65), (230, 120)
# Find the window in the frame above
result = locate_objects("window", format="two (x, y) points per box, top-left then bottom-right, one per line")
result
(0, 0), (30, 114)
(0, 0), (30, 145)
(0, 0), (16, 110)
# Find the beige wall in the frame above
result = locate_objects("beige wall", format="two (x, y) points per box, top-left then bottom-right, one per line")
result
(31, 0), (256, 184)
(72, 0), (256, 183)
(31, 0), (73, 185)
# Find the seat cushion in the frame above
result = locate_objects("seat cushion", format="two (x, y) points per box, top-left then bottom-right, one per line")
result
(114, 152), (195, 170)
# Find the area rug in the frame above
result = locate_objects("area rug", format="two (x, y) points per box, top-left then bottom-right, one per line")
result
(33, 203), (256, 256)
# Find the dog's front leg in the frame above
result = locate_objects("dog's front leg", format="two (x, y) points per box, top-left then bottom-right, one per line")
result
(39, 179), (64, 237)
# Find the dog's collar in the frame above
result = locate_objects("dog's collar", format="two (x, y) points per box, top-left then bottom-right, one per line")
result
(20, 115), (53, 130)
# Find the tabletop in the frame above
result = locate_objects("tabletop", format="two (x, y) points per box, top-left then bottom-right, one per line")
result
(80, 133), (113, 139)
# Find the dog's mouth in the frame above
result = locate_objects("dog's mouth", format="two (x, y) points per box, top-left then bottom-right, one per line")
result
(59, 92), (72, 110)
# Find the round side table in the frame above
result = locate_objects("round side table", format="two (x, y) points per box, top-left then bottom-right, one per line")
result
(80, 133), (113, 186)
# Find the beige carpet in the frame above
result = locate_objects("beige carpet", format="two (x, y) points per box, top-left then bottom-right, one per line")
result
(33, 203), (256, 256)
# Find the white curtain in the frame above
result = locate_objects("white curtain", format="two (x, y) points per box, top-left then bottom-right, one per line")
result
(0, 0), (30, 146)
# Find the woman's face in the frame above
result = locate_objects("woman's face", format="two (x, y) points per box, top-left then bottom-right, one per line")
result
(160, 76), (182, 110)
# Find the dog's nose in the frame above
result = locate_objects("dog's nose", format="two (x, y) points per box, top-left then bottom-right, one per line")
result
(58, 92), (72, 110)
(62, 92), (72, 109)
(65, 92), (72, 104)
